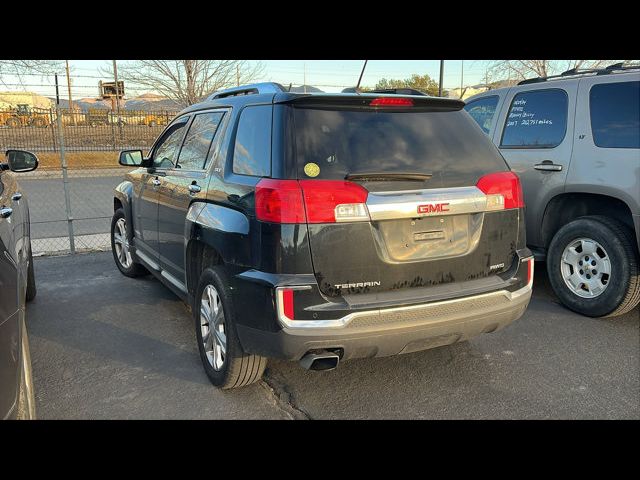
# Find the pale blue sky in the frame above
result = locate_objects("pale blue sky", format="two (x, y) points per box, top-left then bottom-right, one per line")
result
(1, 60), (493, 99)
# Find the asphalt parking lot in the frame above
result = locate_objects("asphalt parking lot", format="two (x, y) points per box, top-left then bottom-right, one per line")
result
(27, 251), (639, 419)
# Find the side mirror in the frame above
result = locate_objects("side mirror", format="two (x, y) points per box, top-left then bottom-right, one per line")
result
(5, 150), (39, 172)
(119, 149), (144, 166)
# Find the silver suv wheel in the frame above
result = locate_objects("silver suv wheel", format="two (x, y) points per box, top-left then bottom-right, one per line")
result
(200, 284), (226, 371)
(113, 218), (132, 268)
(561, 237), (611, 298)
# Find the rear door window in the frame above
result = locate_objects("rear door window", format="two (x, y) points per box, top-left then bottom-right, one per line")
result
(232, 105), (272, 177)
(590, 81), (640, 148)
(292, 107), (507, 187)
(176, 112), (225, 170)
(464, 95), (499, 134)
(500, 89), (568, 148)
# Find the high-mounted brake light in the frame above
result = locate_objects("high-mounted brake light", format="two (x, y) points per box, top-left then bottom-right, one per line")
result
(256, 179), (369, 224)
(476, 171), (524, 210)
(370, 97), (414, 107)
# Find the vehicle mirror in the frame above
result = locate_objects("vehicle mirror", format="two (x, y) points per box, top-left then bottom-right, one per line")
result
(119, 150), (144, 166)
(5, 150), (39, 172)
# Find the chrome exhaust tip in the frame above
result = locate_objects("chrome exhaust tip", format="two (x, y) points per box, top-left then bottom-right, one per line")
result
(299, 350), (340, 371)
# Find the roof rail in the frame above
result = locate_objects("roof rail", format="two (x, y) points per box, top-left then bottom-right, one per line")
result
(208, 82), (286, 101)
(518, 63), (640, 85)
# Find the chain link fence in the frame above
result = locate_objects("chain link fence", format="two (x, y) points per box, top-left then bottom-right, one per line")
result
(1, 107), (178, 255)
(0, 108), (175, 152)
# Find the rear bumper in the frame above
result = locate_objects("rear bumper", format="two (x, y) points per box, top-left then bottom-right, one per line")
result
(237, 280), (532, 362)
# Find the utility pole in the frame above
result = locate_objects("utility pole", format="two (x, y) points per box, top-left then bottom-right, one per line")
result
(113, 60), (122, 140)
(438, 60), (444, 97)
(65, 60), (76, 126)
(460, 60), (464, 99)
(236, 64), (240, 86)
(55, 74), (75, 254)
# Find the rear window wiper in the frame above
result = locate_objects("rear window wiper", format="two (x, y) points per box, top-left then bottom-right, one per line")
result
(345, 172), (433, 182)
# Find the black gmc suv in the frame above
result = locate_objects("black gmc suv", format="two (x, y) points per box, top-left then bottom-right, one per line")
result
(112, 83), (534, 389)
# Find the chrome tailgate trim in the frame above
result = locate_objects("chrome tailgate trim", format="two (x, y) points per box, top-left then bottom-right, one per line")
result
(366, 186), (488, 221)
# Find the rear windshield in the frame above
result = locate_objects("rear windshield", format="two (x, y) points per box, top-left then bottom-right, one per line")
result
(292, 107), (508, 187)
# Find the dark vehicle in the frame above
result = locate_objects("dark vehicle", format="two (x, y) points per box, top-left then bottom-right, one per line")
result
(112, 83), (534, 389)
(1, 150), (38, 419)
(465, 65), (640, 317)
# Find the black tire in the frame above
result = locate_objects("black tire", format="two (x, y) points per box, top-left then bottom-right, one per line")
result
(110, 208), (148, 277)
(16, 318), (36, 420)
(194, 266), (267, 389)
(25, 245), (37, 302)
(547, 215), (640, 318)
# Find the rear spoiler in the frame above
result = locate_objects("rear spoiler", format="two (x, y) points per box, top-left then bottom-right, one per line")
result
(275, 93), (465, 111)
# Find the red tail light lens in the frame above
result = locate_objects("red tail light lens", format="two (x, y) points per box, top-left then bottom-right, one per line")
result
(255, 179), (306, 223)
(370, 97), (414, 107)
(281, 288), (295, 320)
(256, 179), (369, 224)
(527, 257), (534, 287)
(476, 171), (524, 210)
(299, 180), (369, 223)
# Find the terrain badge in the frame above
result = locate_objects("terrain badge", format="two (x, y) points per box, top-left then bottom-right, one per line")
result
(304, 162), (320, 177)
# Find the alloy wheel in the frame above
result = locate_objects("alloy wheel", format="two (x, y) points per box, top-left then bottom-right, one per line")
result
(200, 284), (226, 370)
(113, 218), (132, 268)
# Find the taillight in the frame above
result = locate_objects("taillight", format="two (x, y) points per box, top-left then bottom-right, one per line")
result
(476, 171), (524, 210)
(281, 288), (295, 320)
(370, 97), (414, 107)
(299, 180), (369, 223)
(255, 179), (369, 224)
(255, 179), (306, 223)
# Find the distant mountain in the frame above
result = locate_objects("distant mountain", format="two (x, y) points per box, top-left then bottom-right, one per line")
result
(47, 93), (181, 112)
(124, 93), (181, 111)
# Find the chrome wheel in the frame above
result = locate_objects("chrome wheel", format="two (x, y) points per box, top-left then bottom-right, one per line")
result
(113, 217), (132, 268)
(561, 238), (611, 298)
(200, 284), (226, 371)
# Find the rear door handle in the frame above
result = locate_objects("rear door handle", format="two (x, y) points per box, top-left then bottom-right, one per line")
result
(12, 192), (22, 201)
(534, 163), (563, 172)
(188, 184), (201, 195)
(0, 207), (13, 218)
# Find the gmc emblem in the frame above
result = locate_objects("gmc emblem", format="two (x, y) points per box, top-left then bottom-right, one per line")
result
(418, 203), (450, 214)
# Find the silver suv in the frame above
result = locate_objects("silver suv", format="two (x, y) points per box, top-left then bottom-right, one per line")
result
(465, 64), (639, 317)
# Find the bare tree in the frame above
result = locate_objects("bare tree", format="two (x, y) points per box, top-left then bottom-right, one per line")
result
(0, 60), (64, 87)
(486, 60), (628, 82)
(101, 60), (265, 107)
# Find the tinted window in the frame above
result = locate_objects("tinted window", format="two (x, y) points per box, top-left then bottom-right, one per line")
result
(152, 118), (188, 168)
(590, 81), (640, 149)
(233, 105), (272, 177)
(501, 89), (568, 148)
(464, 96), (499, 134)
(177, 112), (224, 170)
(292, 108), (507, 187)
